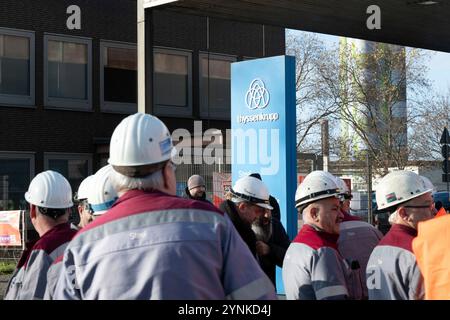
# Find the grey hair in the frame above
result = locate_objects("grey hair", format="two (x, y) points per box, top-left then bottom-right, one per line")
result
(300, 204), (314, 224)
(110, 168), (165, 193)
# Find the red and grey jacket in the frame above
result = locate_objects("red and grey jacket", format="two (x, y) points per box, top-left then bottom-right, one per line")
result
(338, 218), (383, 299)
(4, 223), (77, 300)
(366, 224), (424, 300)
(282, 224), (350, 300)
(44, 255), (64, 300)
(53, 190), (276, 300)
(4, 239), (37, 300)
(45, 225), (79, 300)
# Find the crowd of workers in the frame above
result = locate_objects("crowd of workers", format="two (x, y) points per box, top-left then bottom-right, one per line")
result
(3, 112), (450, 300)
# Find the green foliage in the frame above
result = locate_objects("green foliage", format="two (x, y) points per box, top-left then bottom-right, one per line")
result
(0, 261), (16, 275)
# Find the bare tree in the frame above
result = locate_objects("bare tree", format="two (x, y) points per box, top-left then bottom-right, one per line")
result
(287, 32), (435, 174)
(409, 91), (450, 162)
(320, 40), (432, 174)
(286, 31), (339, 153)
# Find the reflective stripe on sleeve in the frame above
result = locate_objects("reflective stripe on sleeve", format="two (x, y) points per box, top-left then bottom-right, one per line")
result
(226, 277), (274, 300)
(315, 285), (348, 300)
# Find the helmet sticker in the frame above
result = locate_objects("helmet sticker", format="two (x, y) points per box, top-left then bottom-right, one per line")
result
(159, 137), (172, 156)
(386, 192), (397, 203)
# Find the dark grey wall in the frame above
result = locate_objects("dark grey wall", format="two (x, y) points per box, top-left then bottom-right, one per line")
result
(0, 0), (285, 172)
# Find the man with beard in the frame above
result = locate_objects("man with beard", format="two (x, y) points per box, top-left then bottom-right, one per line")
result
(219, 176), (273, 257)
(185, 175), (211, 203)
(249, 173), (282, 221)
(252, 208), (291, 288)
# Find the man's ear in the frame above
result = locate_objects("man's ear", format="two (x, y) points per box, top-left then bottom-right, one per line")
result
(397, 207), (409, 221)
(237, 202), (248, 212)
(310, 206), (319, 221)
(29, 204), (37, 220)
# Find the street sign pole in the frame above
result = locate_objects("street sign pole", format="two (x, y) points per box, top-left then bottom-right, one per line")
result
(440, 127), (450, 192)
(367, 153), (373, 225)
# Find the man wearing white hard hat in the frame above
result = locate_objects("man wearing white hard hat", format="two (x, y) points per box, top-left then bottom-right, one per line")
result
(46, 165), (118, 300)
(73, 175), (94, 229)
(4, 171), (77, 300)
(248, 173), (291, 290)
(53, 113), (276, 300)
(335, 176), (383, 300)
(219, 175), (274, 258)
(85, 165), (119, 217)
(283, 170), (350, 300)
(387, 175), (438, 224)
(366, 170), (433, 300)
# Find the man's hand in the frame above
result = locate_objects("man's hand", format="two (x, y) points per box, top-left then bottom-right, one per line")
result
(256, 241), (270, 256)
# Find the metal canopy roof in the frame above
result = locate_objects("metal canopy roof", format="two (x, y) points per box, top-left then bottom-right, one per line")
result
(154, 0), (450, 52)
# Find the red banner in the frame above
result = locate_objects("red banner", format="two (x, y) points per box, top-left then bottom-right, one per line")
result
(0, 210), (22, 246)
(212, 172), (232, 207)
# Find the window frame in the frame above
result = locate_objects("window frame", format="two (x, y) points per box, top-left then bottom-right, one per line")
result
(199, 52), (236, 120)
(0, 27), (35, 107)
(153, 46), (193, 117)
(43, 152), (93, 176)
(0, 151), (35, 210)
(100, 40), (137, 114)
(43, 33), (92, 111)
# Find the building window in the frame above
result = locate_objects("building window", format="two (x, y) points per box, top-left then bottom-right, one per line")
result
(199, 53), (236, 119)
(0, 28), (35, 106)
(153, 47), (192, 117)
(0, 152), (35, 211)
(44, 34), (92, 111)
(44, 153), (93, 194)
(100, 41), (137, 113)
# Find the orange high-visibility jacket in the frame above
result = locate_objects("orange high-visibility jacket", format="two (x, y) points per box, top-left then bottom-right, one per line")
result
(412, 215), (450, 300)
(435, 207), (447, 218)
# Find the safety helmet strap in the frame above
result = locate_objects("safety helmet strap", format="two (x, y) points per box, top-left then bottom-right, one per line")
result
(230, 188), (270, 205)
(295, 188), (339, 206)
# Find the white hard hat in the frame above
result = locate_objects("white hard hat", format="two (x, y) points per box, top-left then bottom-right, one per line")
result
(230, 176), (273, 210)
(375, 171), (433, 211)
(25, 170), (73, 209)
(420, 176), (436, 193)
(295, 170), (340, 208)
(108, 113), (176, 177)
(87, 165), (118, 216)
(335, 177), (350, 195)
(75, 175), (94, 201)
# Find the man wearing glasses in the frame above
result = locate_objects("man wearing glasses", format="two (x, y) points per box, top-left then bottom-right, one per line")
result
(366, 171), (434, 300)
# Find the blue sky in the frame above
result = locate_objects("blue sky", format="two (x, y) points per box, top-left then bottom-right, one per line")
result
(287, 29), (450, 96)
(424, 48), (450, 94)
